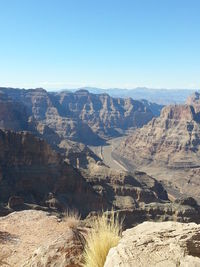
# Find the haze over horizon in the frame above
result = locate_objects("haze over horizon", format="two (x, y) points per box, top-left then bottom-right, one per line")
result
(0, 0), (199, 90)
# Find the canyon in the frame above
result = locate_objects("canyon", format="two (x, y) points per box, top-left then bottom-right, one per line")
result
(2, 128), (200, 229)
(1, 87), (200, 266)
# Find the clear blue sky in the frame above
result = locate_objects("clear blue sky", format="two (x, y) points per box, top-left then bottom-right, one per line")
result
(0, 0), (199, 90)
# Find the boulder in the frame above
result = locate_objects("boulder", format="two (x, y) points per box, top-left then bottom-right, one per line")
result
(104, 221), (200, 267)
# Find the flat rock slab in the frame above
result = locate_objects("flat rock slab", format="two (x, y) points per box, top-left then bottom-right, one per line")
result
(0, 210), (83, 267)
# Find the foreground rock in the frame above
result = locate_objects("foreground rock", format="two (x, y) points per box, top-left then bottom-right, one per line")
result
(0, 210), (84, 267)
(23, 230), (84, 267)
(104, 221), (200, 267)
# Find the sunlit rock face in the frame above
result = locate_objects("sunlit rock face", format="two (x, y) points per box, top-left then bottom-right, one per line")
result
(0, 87), (154, 144)
(115, 102), (200, 202)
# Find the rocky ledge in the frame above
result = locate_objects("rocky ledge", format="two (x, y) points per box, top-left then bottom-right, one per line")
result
(0, 210), (85, 267)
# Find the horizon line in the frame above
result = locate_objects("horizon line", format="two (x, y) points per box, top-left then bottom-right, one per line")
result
(0, 85), (198, 92)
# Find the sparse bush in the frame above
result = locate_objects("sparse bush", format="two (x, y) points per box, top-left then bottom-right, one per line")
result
(83, 211), (123, 267)
(62, 209), (80, 229)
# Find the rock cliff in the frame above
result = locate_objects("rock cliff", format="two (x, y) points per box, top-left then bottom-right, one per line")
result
(1, 129), (200, 228)
(0, 91), (29, 131)
(115, 103), (200, 202)
(0, 87), (153, 144)
(0, 129), (105, 216)
(186, 91), (200, 113)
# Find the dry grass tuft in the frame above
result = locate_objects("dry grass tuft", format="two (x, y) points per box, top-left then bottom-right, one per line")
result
(83, 210), (123, 267)
(62, 210), (81, 229)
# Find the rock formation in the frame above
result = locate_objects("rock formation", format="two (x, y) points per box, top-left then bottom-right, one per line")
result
(0, 87), (153, 144)
(58, 139), (102, 168)
(82, 163), (200, 228)
(54, 89), (153, 138)
(82, 163), (169, 208)
(2, 87), (200, 266)
(104, 221), (200, 267)
(0, 129), (106, 216)
(186, 91), (200, 112)
(0, 87), (156, 177)
(0, 91), (29, 131)
(1, 128), (200, 227)
(115, 102), (200, 202)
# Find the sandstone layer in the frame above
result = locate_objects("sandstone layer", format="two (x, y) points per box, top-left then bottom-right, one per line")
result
(0, 129), (105, 216)
(1, 129), (200, 228)
(82, 163), (200, 228)
(0, 87), (153, 144)
(115, 103), (200, 202)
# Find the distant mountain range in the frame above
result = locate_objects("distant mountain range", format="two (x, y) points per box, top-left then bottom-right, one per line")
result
(65, 87), (198, 105)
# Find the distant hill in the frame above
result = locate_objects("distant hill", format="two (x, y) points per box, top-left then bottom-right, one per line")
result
(67, 87), (197, 105)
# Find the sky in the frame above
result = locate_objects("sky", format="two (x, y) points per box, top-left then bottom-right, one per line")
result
(0, 0), (199, 90)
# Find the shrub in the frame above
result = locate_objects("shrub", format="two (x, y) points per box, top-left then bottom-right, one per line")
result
(62, 209), (80, 229)
(83, 211), (123, 267)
